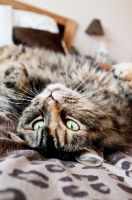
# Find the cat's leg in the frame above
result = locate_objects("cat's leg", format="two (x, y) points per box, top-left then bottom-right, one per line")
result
(2, 63), (32, 113)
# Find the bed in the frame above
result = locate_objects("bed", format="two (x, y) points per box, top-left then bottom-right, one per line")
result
(0, 1), (132, 199)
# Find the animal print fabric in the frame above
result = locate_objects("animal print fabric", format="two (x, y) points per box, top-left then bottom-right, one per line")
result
(0, 95), (132, 200)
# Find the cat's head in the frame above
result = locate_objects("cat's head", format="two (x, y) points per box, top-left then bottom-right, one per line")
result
(11, 83), (119, 163)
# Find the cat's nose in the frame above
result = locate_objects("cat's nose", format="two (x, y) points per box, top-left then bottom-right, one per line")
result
(45, 92), (55, 102)
(46, 96), (53, 101)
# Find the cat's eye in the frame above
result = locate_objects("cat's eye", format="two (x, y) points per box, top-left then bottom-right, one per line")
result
(66, 120), (79, 131)
(33, 120), (44, 130)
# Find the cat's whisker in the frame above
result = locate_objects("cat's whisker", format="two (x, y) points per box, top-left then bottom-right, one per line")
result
(2, 78), (35, 102)
(36, 81), (44, 94)
(31, 76), (49, 96)
(0, 89), (31, 107)
(71, 64), (88, 90)
(87, 82), (116, 98)
(71, 64), (103, 99)
(74, 62), (100, 92)
(0, 86), (33, 101)
(1, 90), (32, 102)
(79, 67), (114, 94)
(8, 101), (30, 105)
(3, 74), (32, 96)
(32, 78), (39, 95)
(8, 96), (32, 102)
(90, 74), (121, 97)
(11, 91), (33, 100)
(0, 73), (36, 99)
(91, 70), (121, 96)
(17, 79), (37, 97)
(6, 72), (38, 97)
(78, 76), (119, 100)
(71, 76), (83, 90)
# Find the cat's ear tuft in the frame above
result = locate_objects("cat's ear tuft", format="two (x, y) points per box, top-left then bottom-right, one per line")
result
(75, 148), (104, 167)
(9, 132), (27, 145)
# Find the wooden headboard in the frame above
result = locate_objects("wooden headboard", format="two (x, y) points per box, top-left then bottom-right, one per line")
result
(0, 0), (77, 50)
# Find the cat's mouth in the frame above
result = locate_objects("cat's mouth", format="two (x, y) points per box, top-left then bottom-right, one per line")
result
(44, 91), (59, 104)
(32, 89), (60, 106)
(45, 93), (55, 101)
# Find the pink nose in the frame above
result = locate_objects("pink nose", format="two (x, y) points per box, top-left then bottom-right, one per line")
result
(46, 96), (53, 101)
(45, 92), (54, 102)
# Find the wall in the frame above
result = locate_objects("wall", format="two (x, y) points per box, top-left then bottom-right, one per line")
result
(17, 0), (132, 63)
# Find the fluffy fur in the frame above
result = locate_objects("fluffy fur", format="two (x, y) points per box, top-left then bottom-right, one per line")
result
(1, 45), (132, 160)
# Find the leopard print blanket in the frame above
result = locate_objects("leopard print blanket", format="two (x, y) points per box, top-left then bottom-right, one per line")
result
(0, 95), (132, 200)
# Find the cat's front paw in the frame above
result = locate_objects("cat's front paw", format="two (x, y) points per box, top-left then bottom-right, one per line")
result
(113, 63), (132, 95)
(3, 63), (30, 98)
(113, 63), (132, 81)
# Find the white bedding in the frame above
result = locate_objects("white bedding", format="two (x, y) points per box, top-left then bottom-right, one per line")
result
(0, 5), (60, 47)
(13, 9), (59, 33)
(0, 5), (13, 47)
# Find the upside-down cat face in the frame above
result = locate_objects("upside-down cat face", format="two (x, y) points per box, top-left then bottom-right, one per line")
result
(15, 83), (125, 160)
(17, 83), (94, 152)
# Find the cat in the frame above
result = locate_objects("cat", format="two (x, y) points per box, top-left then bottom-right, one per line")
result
(1, 45), (132, 166)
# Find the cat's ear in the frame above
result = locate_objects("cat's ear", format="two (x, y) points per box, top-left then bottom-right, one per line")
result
(9, 132), (27, 145)
(75, 148), (104, 167)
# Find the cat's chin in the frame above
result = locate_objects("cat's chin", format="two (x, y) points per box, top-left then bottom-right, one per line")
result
(38, 147), (77, 161)
(44, 83), (69, 91)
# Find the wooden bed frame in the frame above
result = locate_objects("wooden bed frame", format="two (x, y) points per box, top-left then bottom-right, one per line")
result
(0, 0), (77, 50)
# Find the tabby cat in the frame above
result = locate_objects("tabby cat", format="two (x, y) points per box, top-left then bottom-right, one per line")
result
(1, 45), (132, 166)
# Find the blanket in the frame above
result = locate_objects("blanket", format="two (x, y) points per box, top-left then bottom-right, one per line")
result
(0, 95), (132, 200)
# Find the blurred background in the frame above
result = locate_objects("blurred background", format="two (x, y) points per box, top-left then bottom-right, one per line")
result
(17, 0), (132, 64)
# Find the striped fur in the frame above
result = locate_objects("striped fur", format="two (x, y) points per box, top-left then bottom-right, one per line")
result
(1, 45), (132, 160)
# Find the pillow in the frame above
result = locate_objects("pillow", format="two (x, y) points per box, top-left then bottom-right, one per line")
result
(0, 5), (13, 47)
(13, 9), (59, 33)
(13, 27), (65, 54)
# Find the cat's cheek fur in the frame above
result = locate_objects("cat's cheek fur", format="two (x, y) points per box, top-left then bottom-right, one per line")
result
(16, 125), (49, 149)
(52, 128), (89, 152)
(15, 127), (38, 148)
